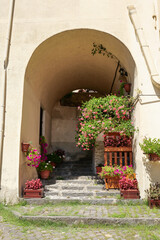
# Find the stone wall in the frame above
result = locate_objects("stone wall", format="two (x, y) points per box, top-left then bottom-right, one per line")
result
(51, 102), (87, 161)
(93, 134), (104, 174)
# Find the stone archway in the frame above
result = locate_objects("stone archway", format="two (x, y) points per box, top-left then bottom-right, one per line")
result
(20, 28), (136, 194)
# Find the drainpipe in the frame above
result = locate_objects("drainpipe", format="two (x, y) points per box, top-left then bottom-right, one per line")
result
(127, 5), (160, 88)
(0, 0), (15, 187)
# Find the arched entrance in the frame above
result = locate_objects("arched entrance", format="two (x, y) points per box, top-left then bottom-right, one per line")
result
(20, 29), (136, 194)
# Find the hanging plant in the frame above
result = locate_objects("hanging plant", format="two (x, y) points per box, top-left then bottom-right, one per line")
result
(92, 43), (130, 95)
(75, 95), (135, 150)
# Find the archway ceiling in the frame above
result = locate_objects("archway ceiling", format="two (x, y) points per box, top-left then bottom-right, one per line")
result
(25, 29), (135, 112)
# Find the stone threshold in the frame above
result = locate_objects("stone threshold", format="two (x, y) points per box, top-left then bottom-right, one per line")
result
(11, 210), (160, 226)
(20, 198), (144, 205)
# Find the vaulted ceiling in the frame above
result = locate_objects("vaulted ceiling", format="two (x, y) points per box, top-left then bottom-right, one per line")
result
(25, 29), (135, 112)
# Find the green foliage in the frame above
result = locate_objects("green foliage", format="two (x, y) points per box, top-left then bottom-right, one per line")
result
(146, 183), (160, 200)
(139, 137), (160, 157)
(37, 161), (53, 172)
(76, 95), (135, 150)
(99, 165), (124, 178)
(47, 152), (62, 165)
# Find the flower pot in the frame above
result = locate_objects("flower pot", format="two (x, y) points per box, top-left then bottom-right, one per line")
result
(40, 170), (50, 179)
(104, 176), (120, 189)
(125, 173), (136, 180)
(124, 83), (131, 93)
(22, 143), (30, 152)
(148, 153), (160, 161)
(120, 189), (140, 199)
(23, 188), (44, 198)
(149, 199), (160, 209)
(96, 166), (102, 173)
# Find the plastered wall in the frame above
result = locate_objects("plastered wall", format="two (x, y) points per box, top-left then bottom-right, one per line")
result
(0, 0), (160, 201)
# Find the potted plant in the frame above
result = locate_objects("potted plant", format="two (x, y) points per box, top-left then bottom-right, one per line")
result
(96, 163), (104, 173)
(55, 149), (65, 160)
(23, 179), (44, 198)
(119, 177), (140, 199)
(75, 94), (135, 151)
(47, 152), (63, 167)
(122, 165), (136, 179)
(104, 135), (132, 148)
(146, 183), (160, 208)
(124, 83), (131, 93)
(139, 137), (160, 161)
(99, 165), (124, 189)
(37, 161), (53, 179)
(26, 147), (41, 167)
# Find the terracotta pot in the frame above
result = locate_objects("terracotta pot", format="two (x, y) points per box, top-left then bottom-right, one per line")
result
(40, 170), (50, 179)
(23, 188), (44, 198)
(96, 166), (102, 173)
(22, 143), (30, 152)
(125, 173), (136, 180)
(120, 189), (140, 199)
(124, 83), (131, 93)
(104, 176), (120, 189)
(148, 153), (160, 161)
(149, 199), (160, 209)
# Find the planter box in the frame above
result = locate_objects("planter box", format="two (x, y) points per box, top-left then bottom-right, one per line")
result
(148, 153), (160, 161)
(120, 189), (140, 199)
(23, 188), (44, 198)
(149, 199), (160, 209)
(104, 176), (120, 190)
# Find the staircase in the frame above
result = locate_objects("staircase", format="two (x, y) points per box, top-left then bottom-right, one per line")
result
(22, 155), (149, 227)
(41, 153), (120, 203)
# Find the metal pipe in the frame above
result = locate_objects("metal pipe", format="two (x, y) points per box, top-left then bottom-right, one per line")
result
(127, 5), (160, 88)
(0, 0), (15, 187)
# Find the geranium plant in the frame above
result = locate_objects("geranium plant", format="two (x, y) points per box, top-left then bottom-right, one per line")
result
(99, 165), (124, 178)
(104, 135), (132, 147)
(76, 94), (135, 150)
(26, 147), (41, 168)
(139, 137), (160, 157)
(119, 177), (138, 190)
(25, 179), (43, 190)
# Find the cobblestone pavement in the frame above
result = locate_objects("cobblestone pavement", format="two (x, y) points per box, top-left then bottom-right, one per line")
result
(9, 204), (160, 218)
(0, 220), (160, 240)
(1, 204), (160, 239)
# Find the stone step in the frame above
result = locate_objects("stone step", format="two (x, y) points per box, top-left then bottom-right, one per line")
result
(55, 169), (93, 173)
(45, 190), (119, 198)
(23, 197), (143, 205)
(56, 173), (95, 177)
(45, 185), (105, 191)
(56, 179), (97, 184)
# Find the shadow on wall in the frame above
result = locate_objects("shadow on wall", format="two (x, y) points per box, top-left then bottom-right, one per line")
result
(142, 156), (160, 183)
